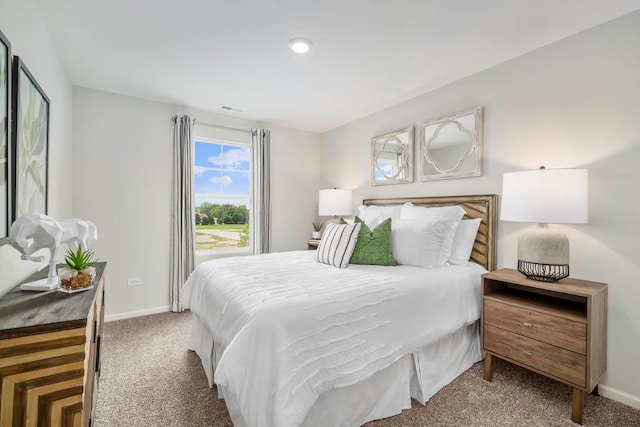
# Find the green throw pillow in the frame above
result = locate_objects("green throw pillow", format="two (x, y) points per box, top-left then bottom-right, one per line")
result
(349, 216), (397, 266)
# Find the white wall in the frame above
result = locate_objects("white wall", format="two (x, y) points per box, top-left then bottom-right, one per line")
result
(0, 0), (73, 297)
(320, 12), (640, 405)
(72, 88), (174, 317)
(72, 87), (322, 318)
(269, 124), (322, 252)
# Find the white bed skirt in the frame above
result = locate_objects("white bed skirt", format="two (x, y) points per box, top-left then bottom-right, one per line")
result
(189, 315), (481, 427)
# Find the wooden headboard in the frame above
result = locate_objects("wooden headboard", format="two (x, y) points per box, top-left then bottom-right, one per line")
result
(363, 194), (498, 271)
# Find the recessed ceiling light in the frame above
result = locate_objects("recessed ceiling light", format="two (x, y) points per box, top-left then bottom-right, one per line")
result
(288, 37), (312, 54)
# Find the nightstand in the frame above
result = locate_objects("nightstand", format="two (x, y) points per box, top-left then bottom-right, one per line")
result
(481, 268), (607, 425)
(308, 239), (320, 250)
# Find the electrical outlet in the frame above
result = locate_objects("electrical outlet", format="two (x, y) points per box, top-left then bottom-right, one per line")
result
(127, 277), (142, 286)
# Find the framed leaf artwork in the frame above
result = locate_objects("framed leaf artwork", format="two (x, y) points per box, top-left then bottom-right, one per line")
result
(0, 29), (10, 238)
(12, 56), (50, 220)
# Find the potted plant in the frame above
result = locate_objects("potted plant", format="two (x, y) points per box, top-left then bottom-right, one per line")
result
(59, 246), (97, 292)
(312, 221), (324, 239)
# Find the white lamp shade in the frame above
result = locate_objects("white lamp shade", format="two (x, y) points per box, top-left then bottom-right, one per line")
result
(501, 168), (588, 224)
(318, 189), (352, 216)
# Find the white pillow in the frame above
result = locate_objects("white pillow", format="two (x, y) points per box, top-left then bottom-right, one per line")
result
(400, 204), (465, 221)
(356, 214), (388, 230)
(400, 205), (466, 265)
(448, 218), (481, 265)
(392, 218), (458, 268)
(399, 204), (464, 262)
(315, 222), (362, 268)
(357, 204), (405, 226)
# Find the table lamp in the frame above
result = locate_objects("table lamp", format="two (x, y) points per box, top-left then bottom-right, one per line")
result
(500, 166), (588, 281)
(318, 189), (352, 222)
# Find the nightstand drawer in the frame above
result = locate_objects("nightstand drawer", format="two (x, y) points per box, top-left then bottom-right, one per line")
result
(484, 298), (586, 354)
(484, 324), (586, 387)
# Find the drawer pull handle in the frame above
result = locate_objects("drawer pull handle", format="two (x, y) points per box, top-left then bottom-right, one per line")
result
(522, 322), (533, 327)
(522, 350), (532, 356)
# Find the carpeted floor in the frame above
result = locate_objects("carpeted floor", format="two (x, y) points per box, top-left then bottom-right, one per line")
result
(95, 312), (640, 427)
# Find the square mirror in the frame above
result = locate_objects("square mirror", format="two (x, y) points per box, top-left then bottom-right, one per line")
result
(371, 126), (414, 186)
(420, 106), (483, 181)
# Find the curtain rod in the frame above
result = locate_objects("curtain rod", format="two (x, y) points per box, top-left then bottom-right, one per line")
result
(194, 120), (253, 133)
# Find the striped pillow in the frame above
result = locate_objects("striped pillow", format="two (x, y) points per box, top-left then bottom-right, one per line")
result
(315, 222), (361, 268)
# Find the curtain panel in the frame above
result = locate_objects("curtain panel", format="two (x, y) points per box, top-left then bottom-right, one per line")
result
(250, 128), (271, 255)
(170, 115), (195, 312)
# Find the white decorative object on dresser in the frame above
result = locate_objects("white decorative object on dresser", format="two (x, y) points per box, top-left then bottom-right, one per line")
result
(482, 268), (607, 425)
(6, 214), (98, 291)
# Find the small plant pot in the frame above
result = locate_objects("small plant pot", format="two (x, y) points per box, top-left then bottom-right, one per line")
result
(312, 231), (321, 239)
(58, 266), (96, 293)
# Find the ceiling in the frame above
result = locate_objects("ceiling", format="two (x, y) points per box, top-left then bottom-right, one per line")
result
(35, 0), (640, 134)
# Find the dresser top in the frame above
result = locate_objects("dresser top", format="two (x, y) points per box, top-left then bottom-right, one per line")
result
(0, 262), (106, 338)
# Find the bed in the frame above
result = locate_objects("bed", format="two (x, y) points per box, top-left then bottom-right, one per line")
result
(183, 194), (497, 427)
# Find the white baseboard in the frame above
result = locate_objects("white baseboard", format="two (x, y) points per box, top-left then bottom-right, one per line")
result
(598, 384), (640, 410)
(105, 305), (171, 322)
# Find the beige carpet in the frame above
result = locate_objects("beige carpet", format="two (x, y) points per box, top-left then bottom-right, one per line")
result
(95, 312), (640, 427)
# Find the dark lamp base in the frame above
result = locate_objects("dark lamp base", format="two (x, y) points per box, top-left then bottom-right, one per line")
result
(518, 260), (569, 282)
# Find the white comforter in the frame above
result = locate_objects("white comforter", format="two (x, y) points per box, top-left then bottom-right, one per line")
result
(183, 250), (485, 427)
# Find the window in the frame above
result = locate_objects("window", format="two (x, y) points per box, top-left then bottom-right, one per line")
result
(194, 136), (251, 252)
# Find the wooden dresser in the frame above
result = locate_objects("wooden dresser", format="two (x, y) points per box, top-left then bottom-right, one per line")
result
(0, 262), (106, 427)
(481, 268), (607, 424)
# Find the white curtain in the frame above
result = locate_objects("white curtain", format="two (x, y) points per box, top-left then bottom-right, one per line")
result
(170, 115), (195, 312)
(250, 128), (271, 254)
